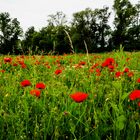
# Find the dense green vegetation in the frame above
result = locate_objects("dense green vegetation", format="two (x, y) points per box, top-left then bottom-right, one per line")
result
(0, 49), (140, 139)
(0, 1), (140, 139)
(0, 0), (140, 55)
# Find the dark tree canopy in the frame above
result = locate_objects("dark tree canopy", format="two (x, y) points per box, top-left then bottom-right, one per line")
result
(112, 0), (137, 49)
(0, 0), (140, 55)
(0, 12), (23, 54)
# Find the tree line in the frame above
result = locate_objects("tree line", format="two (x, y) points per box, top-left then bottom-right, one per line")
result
(0, 0), (140, 55)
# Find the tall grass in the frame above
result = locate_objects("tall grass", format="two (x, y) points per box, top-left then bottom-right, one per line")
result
(0, 51), (140, 140)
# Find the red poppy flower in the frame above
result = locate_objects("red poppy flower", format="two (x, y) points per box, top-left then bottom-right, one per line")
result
(30, 89), (41, 97)
(108, 65), (115, 72)
(102, 58), (115, 67)
(36, 82), (46, 89)
(0, 70), (5, 73)
(127, 71), (134, 77)
(96, 68), (100, 73)
(96, 72), (101, 76)
(129, 90), (140, 101)
(56, 59), (60, 64)
(13, 63), (18, 66)
(90, 63), (99, 69)
(21, 64), (27, 69)
(102, 62), (108, 67)
(123, 68), (129, 73)
(20, 80), (31, 87)
(34, 60), (40, 65)
(4, 57), (12, 63)
(79, 61), (86, 65)
(55, 69), (62, 75)
(115, 71), (123, 78)
(18, 60), (24, 65)
(47, 65), (51, 69)
(70, 92), (88, 103)
(137, 78), (140, 83)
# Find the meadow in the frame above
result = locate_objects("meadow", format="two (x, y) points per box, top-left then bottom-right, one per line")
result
(0, 49), (140, 140)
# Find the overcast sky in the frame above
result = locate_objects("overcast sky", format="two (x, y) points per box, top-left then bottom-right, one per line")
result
(0, 0), (139, 32)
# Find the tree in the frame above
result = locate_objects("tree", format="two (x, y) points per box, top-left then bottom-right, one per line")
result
(112, 0), (137, 49)
(33, 26), (54, 54)
(0, 12), (23, 54)
(71, 7), (111, 53)
(22, 26), (37, 54)
(47, 11), (67, 26)
(71, 8), (95, 52)
(126, 1), (140, 50)
(26, 11), (70, 55)
(46, 12), (70, 54)
(93, 7), (112, 51)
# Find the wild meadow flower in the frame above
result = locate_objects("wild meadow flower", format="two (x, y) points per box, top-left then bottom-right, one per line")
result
(126, 58), (130, 62)
(123, 67), (129, 73)
(127, 71), (134, 77)
(115, 71), (123, 78)
(21, 64), (27, 69)
(55, 69), (62, 75)
(129, 90), (140, 101)
(18, 60), (24, 65)
(20, 80), (31, 87)
(13, 63), (18, 66)
(78, 61), (86, 66)
(89, 64), (100, 73)
(90, 63), (99, 69)
(4, 57), (12, 63)
(34, 60), (40, 65)
(57, 63), (61, 67)
(102, 57), (115, 67)
(96, 72), (101, 76)
(56, 59), (60, 64)
(137, 78), (140, 83)
(45, 61), (49, 65)
(30, 89), (41, 97)
(36, 82), (46, 89)
(108, 65), (115, 72)
(46, 65), (51, 69)
(94, 68), (101, 76)
(95, 68), (100, 73)
(0, 70), (5, 73)
(70, 92), (88, 103)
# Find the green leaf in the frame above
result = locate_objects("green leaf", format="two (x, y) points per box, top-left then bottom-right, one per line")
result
(115, 115), (126, 130)
(121, 92), (129, 102)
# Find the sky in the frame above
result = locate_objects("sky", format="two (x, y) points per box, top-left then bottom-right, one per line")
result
(0, 0), (139, 32)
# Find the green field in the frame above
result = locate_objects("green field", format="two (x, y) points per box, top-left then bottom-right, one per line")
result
(0, 50), (140, 140)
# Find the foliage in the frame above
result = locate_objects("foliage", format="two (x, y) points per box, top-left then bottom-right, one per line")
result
(0, 51), (140, 139)
(112, 0), (138, 50)
(0, 0), (140, 54)
(71, 7), (111, 53)
(0, 12), (23, 54)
